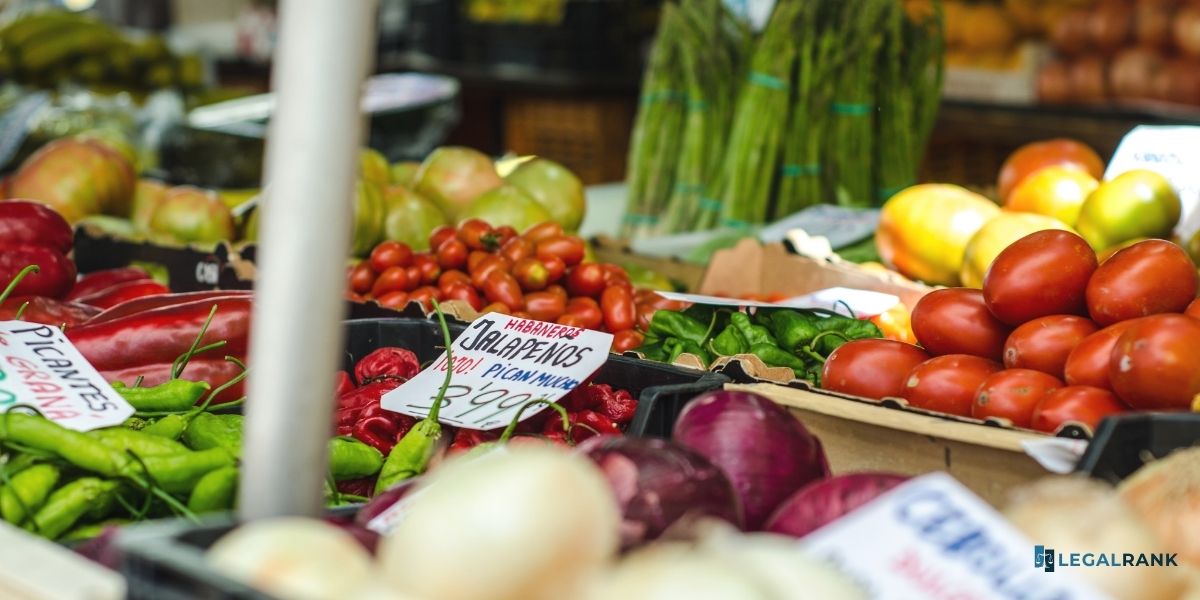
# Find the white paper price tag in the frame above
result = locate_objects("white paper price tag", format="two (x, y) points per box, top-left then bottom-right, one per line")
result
(656, 287), (900, 317)
(0, 322), (134, 431)
(1105, 125), (1200, 243)
(802, 473), (1110, 600)
(381, 314), (613, 431)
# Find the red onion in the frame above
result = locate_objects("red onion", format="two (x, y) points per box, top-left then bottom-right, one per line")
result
(764, 473), (908, 539)
(578, 435), (742, 549)
(672, 390), (829, 530)
(354, 477), (420, 528)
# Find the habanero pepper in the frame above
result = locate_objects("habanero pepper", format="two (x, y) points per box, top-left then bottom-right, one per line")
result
(73, 279), (171, 310)
(353, 347), (420, 384)
(65, 267), (152, 301)
(0, 296), (100, 327)
(87, 290), (253, 325)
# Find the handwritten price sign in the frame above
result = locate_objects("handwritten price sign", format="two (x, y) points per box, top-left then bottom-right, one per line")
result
(381, 314), (614, 430)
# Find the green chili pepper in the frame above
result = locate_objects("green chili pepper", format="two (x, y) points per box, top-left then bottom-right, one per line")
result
(0, 414), (127, 477)
(709, 325), (748, 356)
(730, 312), (776, 346)
(329, 437), (384, 481)
(647, 311), (710, 346)
(187, 466), (238, 513)
(27, 478), (119, 540)
(768, 310), (821, 352)
(750, 343), (810, 373)
(123, 417), (149, 431)
(89, 427), (190, 457)
(59, 519), (131, 543)
(125, 448), (236, 495)
(140, 414), (189, 440)
(664, 338), (712, 365)
(0, 464), (59, 524)
(112, 379), (211, 413)
(182, 412), (241, 455)
(634, 341), (668, 362)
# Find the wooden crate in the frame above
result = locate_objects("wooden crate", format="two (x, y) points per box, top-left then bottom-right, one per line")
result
(503, 95), (633, 185)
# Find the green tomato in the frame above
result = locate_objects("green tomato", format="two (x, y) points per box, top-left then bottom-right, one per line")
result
(1076, 170), (1181, 251)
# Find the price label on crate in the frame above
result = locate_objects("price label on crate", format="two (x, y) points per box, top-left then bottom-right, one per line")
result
(381, 314), (613, 431)
(0, 322), (134, 431)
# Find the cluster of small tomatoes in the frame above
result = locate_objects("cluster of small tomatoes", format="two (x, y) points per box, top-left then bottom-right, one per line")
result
(821, 230), (1200, 433)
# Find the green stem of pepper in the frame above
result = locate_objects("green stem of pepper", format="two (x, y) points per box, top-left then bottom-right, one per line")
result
(171, 305), (219, 379)
(0, 265), (38, 306)
(427, 299), (454, 424)
(12, 301), (29, 321)
(496, 399), (571, 444)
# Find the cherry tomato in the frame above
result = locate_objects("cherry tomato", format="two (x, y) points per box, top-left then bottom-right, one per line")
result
(370, 266), (411, 297)
(499, 237), (535, 264)
(523, 222), (564, 244)
(535, 235), (586, 267)
(1062, 319), (1142, 390)
(480, 302), (510, 315)
(901, 354), (1002, 417)
(566, 263), (606, 298)
(443, 282), (484, 311)
(524, 291), (567, 322)
(557, 313), (589, 328)
(541, 256), (566, 284)
(412, 254), (441, 285)
(494, 225), (518, 245)
(971, 369), (1063, 428)
(408, 286), (441, 312)
(483, 271), (525, 311)
(1086, 240), (1199, 326)
(545, 284), (568, 302)
(1109, 313), (1200, 410)
(405, 266), (422, 289)
(345, 291), (366, 303)
(428, 226), (456, 252)
(348, 262), (375, 295)
(600, 285), (636, 332)
(1188, 298), (1200, 319)
(457, 218), (498, 251)
(437, 270), (471, 293)
(436, 238), (468, 270)
(467, 250), (490, 273)
(1003, 315), (1098, 376)
(1031, 385), (1126, 434)
(512, 311), (533, 320)
(612, 330), (645, 354)
(376, 290), (409, 310)
(911, 288), (1012, 361)
(470, 256), (512, 289)
(600, 263), (631, 287)
(983, 230), (1097, 326)
(368, 241), (413, 273)
(565, 296), (603, 329)
(512, 257), (549, 292)
(822, 339), (931, 400)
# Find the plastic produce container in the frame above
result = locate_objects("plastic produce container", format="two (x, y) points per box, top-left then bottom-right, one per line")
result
(1075, 413), (1200, 484)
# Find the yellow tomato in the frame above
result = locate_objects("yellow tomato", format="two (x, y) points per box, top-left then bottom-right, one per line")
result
(1005, 165), (1099, 227)
(960, 211), (1074, 288)
(876, 184), (1000, 286)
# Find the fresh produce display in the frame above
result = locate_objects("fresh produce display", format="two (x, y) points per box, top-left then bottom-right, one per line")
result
(623, 0), (944, 237)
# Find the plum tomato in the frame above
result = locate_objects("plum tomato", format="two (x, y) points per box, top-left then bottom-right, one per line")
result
(408, 286), (441, 312)
(565, 296), (603, 329)
(348, 262), (375, 295)
(911, 288), (1012, 361)
(376, 290), (409, 310)
(566, 263), (607, 298)
(535, 235), (585, 267)
(467, 250), (491, 273)
(1031, 385), (1126, 434)
(456, 218), (498, 251)
(1109, 313), (1200, 410)
(541, 256), (566, 284)
(522, 222), (564, 244)
(1002, 315), (1098, 376)
(443, 282), (484, 311)
(480, 302), (510, 315)
(524, 291), (567, 322)
(821, 339), (932, 400)
(469, 255), (511, 289)
(436, 238), (468, 270)
(412, 254), (441, 285)
(368, 240), (413, 273)
(545, 284), (568, 301)
(1085, 239), (1198, 326)
(1188, 298), (1200, 319)
(493, 225), (518, 245)
(971, 369), (1063, 428)
(612, 329), (644, 354)
(437, 270), (471, 293)
(600, 285), (636, 332)
(498, 237), (535, 264)
(370, 266), (411, 297)
(982, 230), (1097, 325)
(483, 271), (525, 311)
(512, 257), (550, 292)
(1062, 319), (1142, 390)
(428, 225), (456, 252)
(557, 313), (589, 328)
(901, 354), (1003, 417)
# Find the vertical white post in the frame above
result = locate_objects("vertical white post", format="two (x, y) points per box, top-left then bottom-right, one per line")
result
(239, 0), (378, 519)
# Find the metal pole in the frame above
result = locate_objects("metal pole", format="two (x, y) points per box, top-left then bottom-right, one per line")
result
(239, 0), (378, 519)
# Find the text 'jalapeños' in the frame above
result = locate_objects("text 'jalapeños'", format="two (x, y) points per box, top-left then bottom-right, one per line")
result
(458, 318), (591, 368)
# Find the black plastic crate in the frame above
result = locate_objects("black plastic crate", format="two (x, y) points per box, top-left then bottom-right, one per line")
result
(1075, 413), (1200, 484)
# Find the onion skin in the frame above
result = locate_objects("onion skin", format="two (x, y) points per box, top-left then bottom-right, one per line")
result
(763, 473), (908, 539)
(673, 391), (830, 531)
(354, 478), (420, 528)
(1119, 447), (1200, 567)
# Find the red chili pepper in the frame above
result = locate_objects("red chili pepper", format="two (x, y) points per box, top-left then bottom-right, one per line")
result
(354, 347), (420, 384)
(66, 267), (152, 301)
(73, 279), (170, 309)
(100, 359), (246, 405)
(86, 290), (253, 325)
(67, 297), (252, 372)
(0, 296), (101, 327)
(353, 415), (401, 454)
(334, 370), (355, 396)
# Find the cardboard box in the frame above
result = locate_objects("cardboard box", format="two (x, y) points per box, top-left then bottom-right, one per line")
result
(729, 382), (1051, 507)
(591, 235), (708, 291)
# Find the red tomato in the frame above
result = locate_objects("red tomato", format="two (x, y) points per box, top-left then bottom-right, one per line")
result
(512, 311), (533, 320)
(348, 262), (375, 295)
(437, 270), (471, 293)
(997, 139), (1105, 202)
(541, 256), (566, 284)
(346, 291), (366, 303)
(370, 266), (411, 297)
(412, 254), (441, 285)
(1062, 319), (1142, 390)
(982, 230), (1097, 325)
(499, 237), (535, 264)
(566, 263), (606, 298)
(600, 263), (632, 287)
(428, 225), (456, 252)
(1032, 386), (1126, 434)
(368, 241), (413, 273)
(524, 291), (567, 322)
(405, 266), (422, 288)
(911, 288), (1012, 361)
(483, 271), (525, 311)
(545, 284), (568, 301)
(493, 225), (518, 245)
(600, 285), (636, 332)
(376, 290), (409, 310)
(1109, 313), (1200, 410)
(565, 296), (603, 330)
(612, 330), (644, 354)
(901, 354), (1003, 416)
(467, 250), (490, 273)
(1187, 298), (1200, 319)
(535, 235), (586, 267)
(470, 256), (511, 289)
(512, 257), (549, 292)
(456, 218), (497, 251)
(1003, 315), (1098, 376)
(436, 239), (468, 270)
(1086, 240), (1199, 326)
(972, 369), (1063, 428)
(443, 282), (484, 311)
(408, 286), (441, 311)
(821, 339), (932, 400)
(557, 313), (589, 328)
(480, 302), (510, 315)
(523, 222), (564, 244)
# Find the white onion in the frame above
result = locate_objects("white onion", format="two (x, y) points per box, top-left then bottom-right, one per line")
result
(588, 542), (774, 600)
(1119, 447), (1200, 567)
